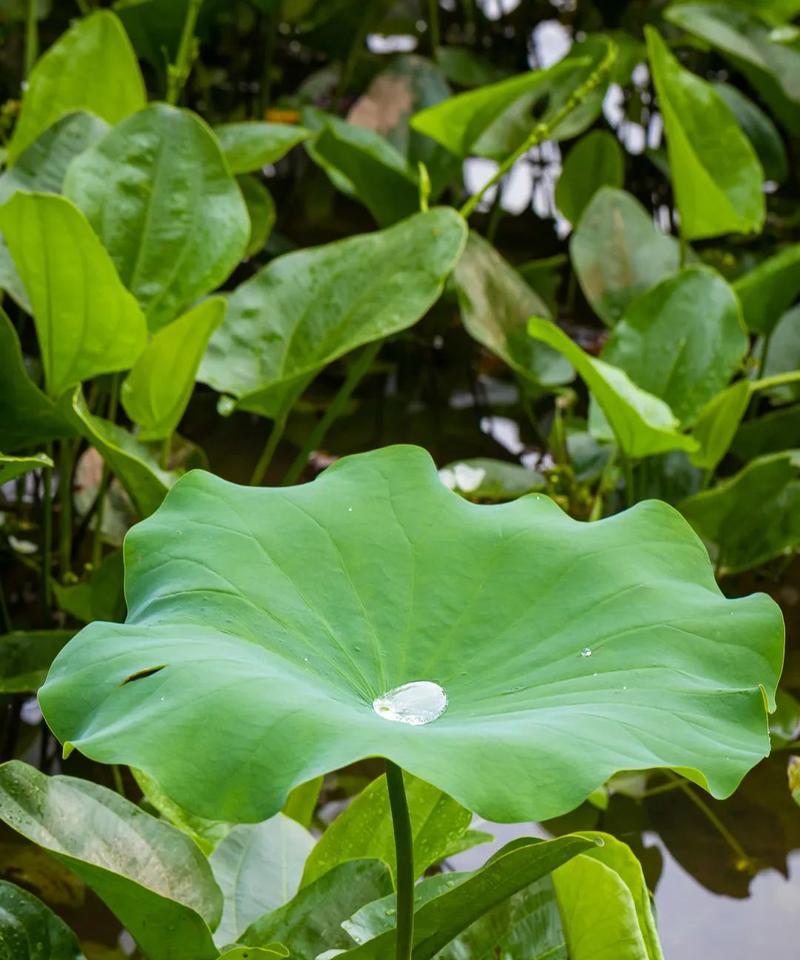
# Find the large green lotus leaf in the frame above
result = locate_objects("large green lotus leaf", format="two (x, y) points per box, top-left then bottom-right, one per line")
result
(40, 445), (782, 826)
(210, 814), (314, 947)
(334, 835), (593, 959)
(453, 232), (573, 388)
(528, 318), (697, 459)
(555, 131), (624, 226)
(344, 872), (566, 960)
(645, 27), (764, 241)
(214, 122), (312, 174)
(713, 82), (788, 183)
(0, 309), (73, 452)
(0, 193), (147, 398)
(0, 879), (83, 960)
(0, 631), (72, 694)
(121, 297), (226, 441)
(0, 452), (51, 484)
(410, 42), (609, 158)
(67, 388), (177, 518)
(570, 188), (681, 326)
(666, 3), (800, 134)
(602, 266), (748, 425)
(198, 209), (466, 419)
(7, 11), (145, 165)
(302, 772), (471, 886)
(64, 104), (250, 332)
(0, 113), (109, 204)
(0, 762), (222, 960)
(680, 451), (800, 574)
(733, 244), (800, 335)
(303, 109), (420, 227)
(241, 860), (393, 957)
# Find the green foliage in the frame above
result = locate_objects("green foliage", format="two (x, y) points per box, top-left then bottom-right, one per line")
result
(0, 880), (84, 960)
(555, 130), (624, 225)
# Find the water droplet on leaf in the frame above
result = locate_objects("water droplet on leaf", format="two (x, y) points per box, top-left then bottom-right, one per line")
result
(372, 680), (447, 726)
(580, 647), (592, 658)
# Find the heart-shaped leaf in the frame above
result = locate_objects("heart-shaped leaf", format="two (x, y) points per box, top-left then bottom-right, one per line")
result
(0, 879), (83, 960)
(210, 815), (315, 947)
(7, 11), (145, 164)
(0, 193), (147, 398)
(198, 209), (466, 419)
(528, 318), (697, 458)
(733, 244), (800, 336)
(214, 122), (312, 174)
(121, 297), (226, 441)
(65, 104), (250, 332)
(555, 130), (624, 226)
(453, 232), (573, 387)
(570, 188), (680, 327)
(0, 762), (222, 960)
(241, 860), (393, 958)
(301, 772), (471, 886)
(0, 309), (73, 452)
(646, 27), (764, 241)
(602, 266), (748, 425)
(40, 446), (781, 826)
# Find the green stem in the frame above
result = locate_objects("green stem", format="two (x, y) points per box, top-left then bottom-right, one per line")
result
(750, 368), (800, 393)
(621, 451), (635, 508)
(58, 441), (75, 579)
(249, 411), (289, 486)
(669, 773), (751, 868)
(459, 43), (617, 219)
(386, 760), (414, 960)
(259, 7), (277, 115)
(166, 0), (203, 105)
(0, 578), (11, 633)
(427, 0), (440, 52)
(337, 1), (376, 97)
(41, 456), (52, 614)
(92, 376), (119, 566)
(282, 341), (381, 486)
(24, 0), (38, 80)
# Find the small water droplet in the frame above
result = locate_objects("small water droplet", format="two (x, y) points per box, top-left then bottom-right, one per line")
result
(580, 647), (592, 658)
(347, 506), (353, 512)
(372, 681), (447, 726)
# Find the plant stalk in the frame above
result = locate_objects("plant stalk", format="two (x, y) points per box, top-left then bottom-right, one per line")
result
(58, 441), (75, 579)
(427, 0), (440, 52)
(166, 0), (204, 105)
(459, 42), (617, 218)
(249, 411), (289, 486)
(24, 0), (38, 80)
(92, 375), (120, 565)
(385, 760), (414, 960)
(282, 341), (381, 486)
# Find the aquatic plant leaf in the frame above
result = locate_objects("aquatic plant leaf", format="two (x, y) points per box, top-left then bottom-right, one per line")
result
(680, 451), (800, 574)
(121, 297), (226, 441)
(239, 176), (275, 258)
(0, 762), (222, 960)
(40, 446), (782, 825)
(199, 208), (466, 419)
(0, 880), (83, 960)
(688, 380), (752, 473)
(241, 860), (393, 958)
(602, 266), (748, 424)
(334, 835), (593, 959)
(646, 27), (764, 241)
(0, 631), (72, 693)
(570, 188), (680, 326)
(214, 122), (312, 173)
(713, 82), (788, 183)
(7, 11), (145, 164)
(65, 104), (249, 331)
(302, 772), (472, 885)
(734, 244), (800, 335)
(453, 232), (573, 387)
(0, 452), (51, 484)
(210, 815), (314, 946)
(528, 318), (697, 458)
(0, 309), (73, 452)
(555, 130), (624, 226)
(0, 193), (147, 398)
(666, 2), (800, 134)
(67, 388), (177, 518)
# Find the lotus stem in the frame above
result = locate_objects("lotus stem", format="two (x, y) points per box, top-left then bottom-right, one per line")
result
(166, 0), (204, 105)
(41, 454), (53, 614)
(459, 42), (618, 219)
(282, 340), (381, 486)
(24, 0), (38, 80)
(58, 440), (75, 579)
(385, 760), (415, 960)
(249, 411), (289, 486)
(428, 0), (440, 52)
